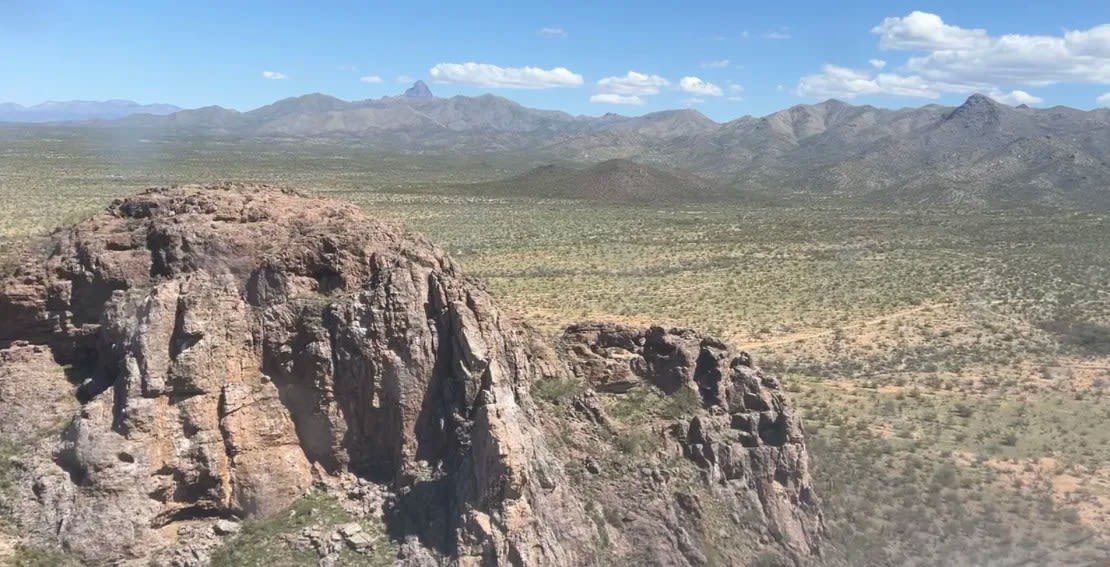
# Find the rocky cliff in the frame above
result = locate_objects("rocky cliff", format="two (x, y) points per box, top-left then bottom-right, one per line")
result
(0, 185), (822, 566)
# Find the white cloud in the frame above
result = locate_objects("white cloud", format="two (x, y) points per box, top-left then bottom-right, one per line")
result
(797, 64), (939, 99)
(874, 12), (1110, 87)
(726, 96), (744, 102)
(1098, 92), (1110, 107)
(595, 71), (669, 96)
(261, 70), (287, 80)
(727, 83), (744, 94)
(765, 31), (791, 40)
(799, 12), (1110, 102)
(869, 59), (887, 69)
(679, 76), (723, 96)
(701, 59), (730, 69)
(429, 62), (583, 88)
(396, 75), (413, 83)
(906, 33), (1110, 86)
(590, 93), (645, 105)
(741, 30), (750, 39)
(987, 90), (1043, 106)
(539, 27), (567, 39)
(359, 75), (383, 84)
(872, 11), (989, 50)
(1065, 24), (1110, 57)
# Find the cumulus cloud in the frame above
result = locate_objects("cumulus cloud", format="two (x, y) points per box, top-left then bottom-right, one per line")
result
(359, 75), (383, 84)
(869, 59), (887, 69)
(906, 35), (1110, 86)
(590, 93), (645, 105)
(987, 90), (1043, 106)
(595, 71), (669, 96)
(1065, 24), (1110, 57)
(679, 76), (723, 96)
(701, 59), (730, 69)
(1098, 92), (1110, 107)
(796, 65), (938, 99)
(875, 12), (1110, 86)
(261, 70), (287, 80)
(429, 62), (583, 88)
(872, 11), (989, 50)
(539, 27), (567, 39)
(799, 12), (1108, 102)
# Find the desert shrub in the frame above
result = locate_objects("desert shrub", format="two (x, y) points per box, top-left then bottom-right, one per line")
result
(1039, 318), (1110, 355)
(533, 377), (585, 404)
(661, 387), (702, 420)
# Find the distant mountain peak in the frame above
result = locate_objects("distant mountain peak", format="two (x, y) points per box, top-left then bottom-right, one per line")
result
(946, 93), (1004, 125)
(404, 80), (434, 98)
(961, 93), (1002, 109)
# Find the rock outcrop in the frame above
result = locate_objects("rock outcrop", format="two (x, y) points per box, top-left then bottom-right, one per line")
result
(559, 324), (823, 563)
(0, 185), (822, 566)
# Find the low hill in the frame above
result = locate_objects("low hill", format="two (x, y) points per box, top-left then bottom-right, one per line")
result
(459, 158), (728, 202)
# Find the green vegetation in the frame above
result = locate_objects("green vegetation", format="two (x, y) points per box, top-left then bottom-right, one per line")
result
(0, 441), (21, 525)
(532, 376), (587, 404)
(9, 544), (79, 567)
(1040, 318), (1110, 356)
(208, 490), (395, 567)
(606, 384), (703, 424)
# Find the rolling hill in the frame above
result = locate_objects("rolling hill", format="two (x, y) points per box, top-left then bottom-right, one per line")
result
(455, 158), (727, 202)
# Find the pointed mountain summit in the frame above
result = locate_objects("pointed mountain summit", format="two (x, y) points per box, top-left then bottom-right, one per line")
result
(404, 80), (434, 98)
(947, 93), (1003, 121)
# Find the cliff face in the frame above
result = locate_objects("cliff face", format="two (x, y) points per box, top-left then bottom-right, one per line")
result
(0, 185), (822, 566)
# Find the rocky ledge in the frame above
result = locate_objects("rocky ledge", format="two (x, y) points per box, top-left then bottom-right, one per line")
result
(0, 184), (822, 566)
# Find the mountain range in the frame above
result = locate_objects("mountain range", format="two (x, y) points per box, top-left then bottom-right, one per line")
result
(0, 100), (181, 122)
(5, 81), (1110, 209)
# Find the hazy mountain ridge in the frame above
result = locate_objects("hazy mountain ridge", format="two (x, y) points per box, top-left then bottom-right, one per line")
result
(0, 100), (181, 122)
(104, 84), (714, 141)
(8, 84), (1110, 209)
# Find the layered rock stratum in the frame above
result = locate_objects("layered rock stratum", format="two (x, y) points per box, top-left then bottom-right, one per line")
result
(0, 184), (823, 566)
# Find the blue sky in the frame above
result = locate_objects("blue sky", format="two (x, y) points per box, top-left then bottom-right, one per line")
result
(4, 0), (1110, 120)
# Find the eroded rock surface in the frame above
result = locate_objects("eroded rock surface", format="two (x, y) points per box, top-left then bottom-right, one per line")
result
(560, 323), (823, 562)
(0, 185), (822, 566)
